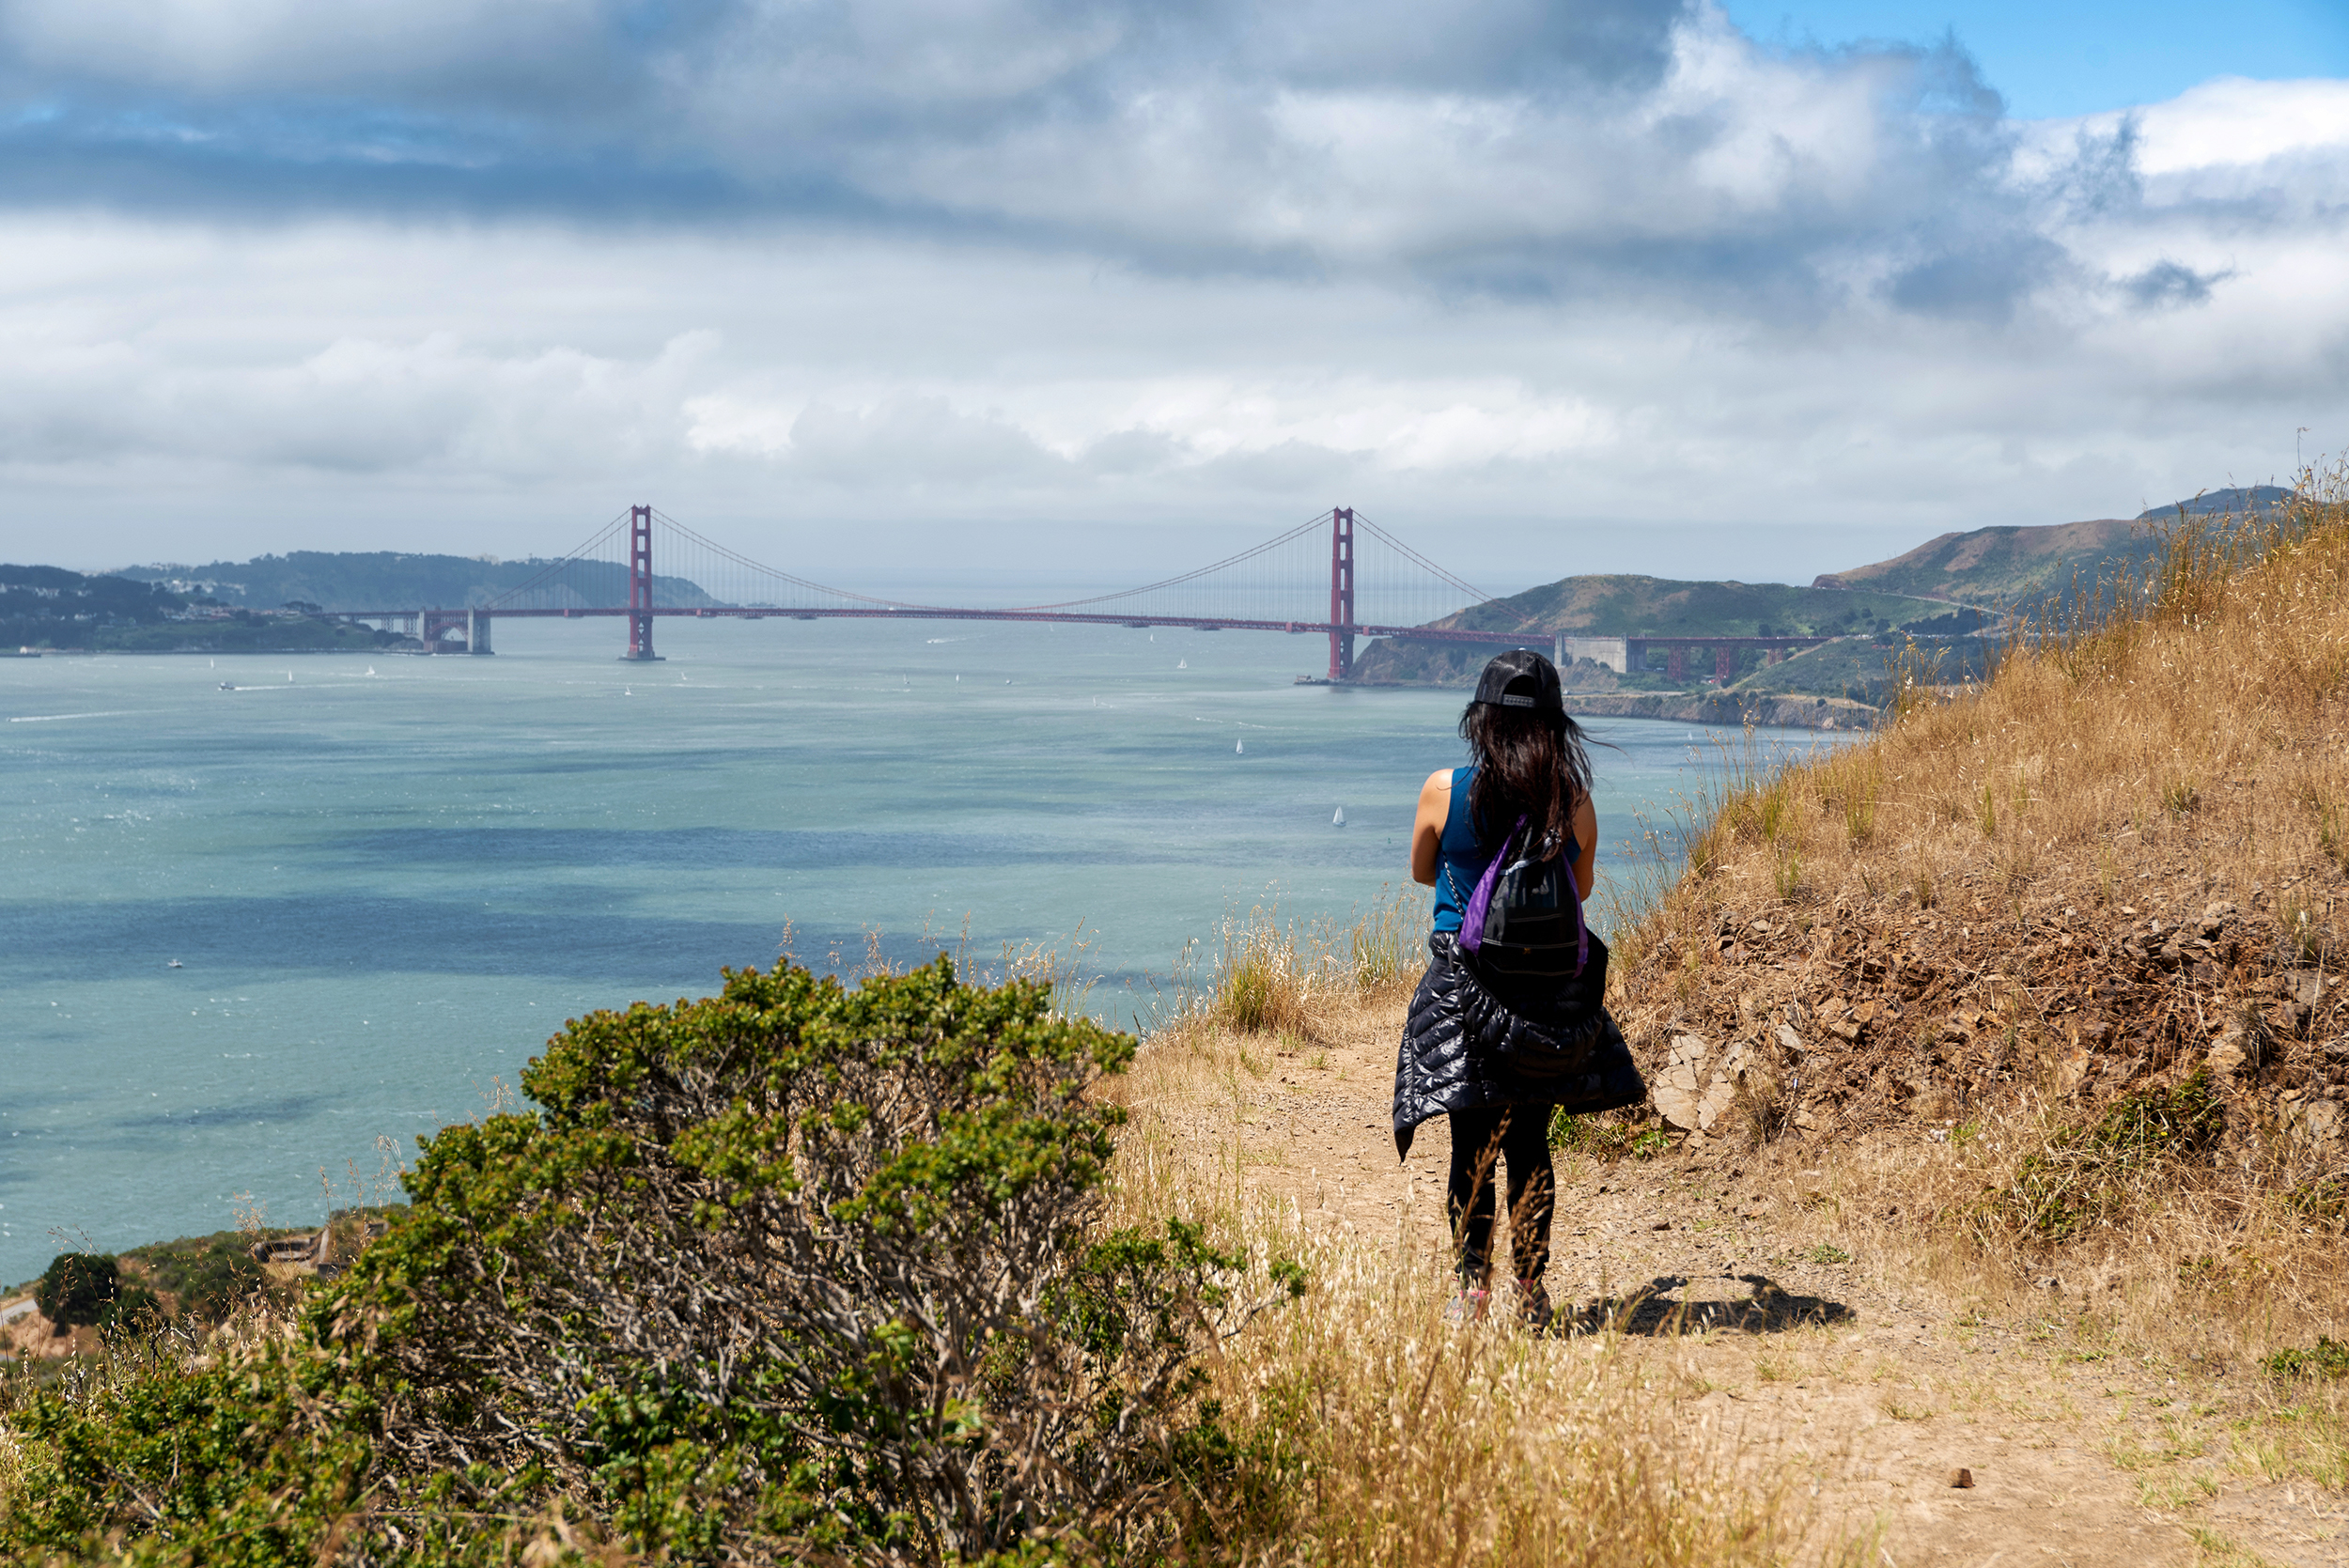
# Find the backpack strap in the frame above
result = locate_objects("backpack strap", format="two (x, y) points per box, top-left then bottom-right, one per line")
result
(1456, 815), (1526, 955)
(1465, 822), (1594, 976)
(1566, 829), (1589, 972)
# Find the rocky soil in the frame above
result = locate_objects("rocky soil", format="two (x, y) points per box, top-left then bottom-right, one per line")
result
(1613, 876), (2348, 1157)
(1130, 900), (2348, 1565)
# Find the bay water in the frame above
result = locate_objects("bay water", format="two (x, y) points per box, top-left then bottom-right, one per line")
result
(0, 614), (1851, 1286)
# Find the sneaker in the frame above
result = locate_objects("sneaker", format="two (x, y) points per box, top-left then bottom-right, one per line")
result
(1513, 1278), (1554, 1333)
(1444, 1287), (1491, 1325)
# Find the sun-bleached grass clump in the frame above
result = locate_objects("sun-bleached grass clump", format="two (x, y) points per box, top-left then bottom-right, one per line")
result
(1174, 886), (1432, 1042)
(1108, 1120), (1848, 1568)
(1765, 1090), (2349, 1488)
(1677, 464), (2349, 926)
(1600, 463), (2349, 1483)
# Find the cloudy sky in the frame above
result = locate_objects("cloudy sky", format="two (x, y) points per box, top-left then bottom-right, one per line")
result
(5, 0), (2346, 589)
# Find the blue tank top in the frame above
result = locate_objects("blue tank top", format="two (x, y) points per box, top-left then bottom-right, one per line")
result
(1430, 766), (1490, 934)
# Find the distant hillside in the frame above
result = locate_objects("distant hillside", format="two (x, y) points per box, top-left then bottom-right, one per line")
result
(114, 551), (719, 612)
(1425, 573), (1957, 639)
(1352, 573), (1970, 688)
(1, 563), (387, 652)
(4, 563), (185, 649)
(1814, 486), (2295, 607)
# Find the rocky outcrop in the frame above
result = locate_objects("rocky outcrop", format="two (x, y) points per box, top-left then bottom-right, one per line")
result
(1613, 891), (2347, 1156)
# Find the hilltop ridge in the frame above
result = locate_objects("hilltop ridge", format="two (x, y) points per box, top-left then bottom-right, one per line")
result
(1814, 485), (2296, 606)
(1350, 572), (1977, 696)
(114, 550), (717, 612)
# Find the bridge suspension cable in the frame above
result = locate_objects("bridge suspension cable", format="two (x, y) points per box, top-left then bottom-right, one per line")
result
(462, 500), (1513, 676)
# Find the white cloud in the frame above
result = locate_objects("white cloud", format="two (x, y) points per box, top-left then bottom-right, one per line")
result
(2099, 76), (2349, 175)
(0, 3), (2337, 588)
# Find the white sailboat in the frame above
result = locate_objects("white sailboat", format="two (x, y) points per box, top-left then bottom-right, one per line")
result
(1332, 806), (1346, 827)
(1235, 738), (1244, 754)
(1176, 658), (1188, 670)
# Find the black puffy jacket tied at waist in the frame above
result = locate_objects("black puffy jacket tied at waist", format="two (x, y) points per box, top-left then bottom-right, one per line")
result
(1392, 931), (1645, 1160)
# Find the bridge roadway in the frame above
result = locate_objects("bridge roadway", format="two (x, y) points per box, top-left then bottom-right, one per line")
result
(332, 604), (1843, 679)
(331, 603), (1843, 675)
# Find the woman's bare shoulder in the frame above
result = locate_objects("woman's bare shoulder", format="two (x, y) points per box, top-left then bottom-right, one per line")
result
(1421, 767), (1455, 795)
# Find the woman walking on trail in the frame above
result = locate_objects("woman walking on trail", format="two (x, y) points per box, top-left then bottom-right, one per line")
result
(1392, 649), (1645, 1329)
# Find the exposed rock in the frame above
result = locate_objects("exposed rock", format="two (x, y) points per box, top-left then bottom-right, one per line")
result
(1654, 1032), (1748, 1133)
(2054, 1049), (2092, 1095)
(2284, 1095), (2341, 1149)
(1653, 1034), (1710, 1132)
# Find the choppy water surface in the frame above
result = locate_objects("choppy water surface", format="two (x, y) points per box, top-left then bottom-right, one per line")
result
(0, 616), (1853, 1282)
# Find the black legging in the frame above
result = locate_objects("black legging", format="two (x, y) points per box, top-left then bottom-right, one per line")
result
(1446, 1106), (1554, 1287)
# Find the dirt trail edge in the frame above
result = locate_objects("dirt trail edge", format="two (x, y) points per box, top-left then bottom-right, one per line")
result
(1136, 995), (2345, 1568)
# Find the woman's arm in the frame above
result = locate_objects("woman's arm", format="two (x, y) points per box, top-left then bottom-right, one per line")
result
(1409, 768), (1453, 886)
(1572, 793), (1598, 902)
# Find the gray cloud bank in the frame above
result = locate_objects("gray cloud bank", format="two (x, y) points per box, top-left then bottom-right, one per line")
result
(0, 0), (2341, 586)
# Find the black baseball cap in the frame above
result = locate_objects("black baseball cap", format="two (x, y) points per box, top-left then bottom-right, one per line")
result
(1472, 648), (1563, 715)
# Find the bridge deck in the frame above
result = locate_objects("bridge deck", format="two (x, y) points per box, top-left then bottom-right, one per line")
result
(329, 604), (1847, 650)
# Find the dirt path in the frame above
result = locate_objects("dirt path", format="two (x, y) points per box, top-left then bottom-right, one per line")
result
(1136, 1001), (2346, 1568)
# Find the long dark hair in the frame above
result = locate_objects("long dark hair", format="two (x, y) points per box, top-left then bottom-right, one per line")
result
(1459, 696), (1594, 856)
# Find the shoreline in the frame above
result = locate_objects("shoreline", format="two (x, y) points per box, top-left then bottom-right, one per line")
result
(1351, 679), (1877, 731)
(1558, 690), (1877, 731)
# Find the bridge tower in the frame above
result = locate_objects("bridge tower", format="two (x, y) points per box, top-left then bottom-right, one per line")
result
(1328, 506), (1356, 681)
(623, 505), (661, 661)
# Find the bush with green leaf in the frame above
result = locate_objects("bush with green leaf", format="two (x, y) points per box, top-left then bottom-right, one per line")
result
(2263, 1337), (2349, 1381)
(123, 1230), (267, 1324)
(1977, 1071), (2227, 1242)
(34, 1255), (118, 1330)
(1, 955), (1296, 1566)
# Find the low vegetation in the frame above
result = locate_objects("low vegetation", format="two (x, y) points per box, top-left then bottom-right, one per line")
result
(0, 959), (1299, 1564)
(1606, 464), (2349, 1487)
(10, 473), (2349, 1560)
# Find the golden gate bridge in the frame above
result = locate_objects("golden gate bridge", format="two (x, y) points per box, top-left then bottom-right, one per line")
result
(327, 505), (1836, 682)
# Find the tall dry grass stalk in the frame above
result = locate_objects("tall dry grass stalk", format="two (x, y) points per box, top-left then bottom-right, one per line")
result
(1769, 1101), (2349, 1486)
(1609, 463), (2349, 1475)
(1173, 887), (1432, 1041)
(0, 1420), (23, 1517)
(1698, 464), (2349, 917)
(1108, 1116), (1858, 1567)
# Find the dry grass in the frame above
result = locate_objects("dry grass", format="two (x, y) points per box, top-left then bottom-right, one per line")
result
(0, 1420), (22, 1517)
(1697, 469), (2349, 921)
(1164, 886), (1431, 1045)
(1108, 1095), (1858, 1568)
(1607, 464), (2349, 1486)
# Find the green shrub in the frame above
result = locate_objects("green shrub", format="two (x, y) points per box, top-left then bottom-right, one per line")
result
(1548, 1110), (1630, 1157)
(122, 1231), (266, 1324)
(1980, 1072), (2226, 1242)
(2083, 1070), (2225, 1159)
(34, 1255), (117, 1329)
(0, 957), (1294, 1566)
(1546, 1113), (1671, 1161)
(2264, 1338), (2349, 1381)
